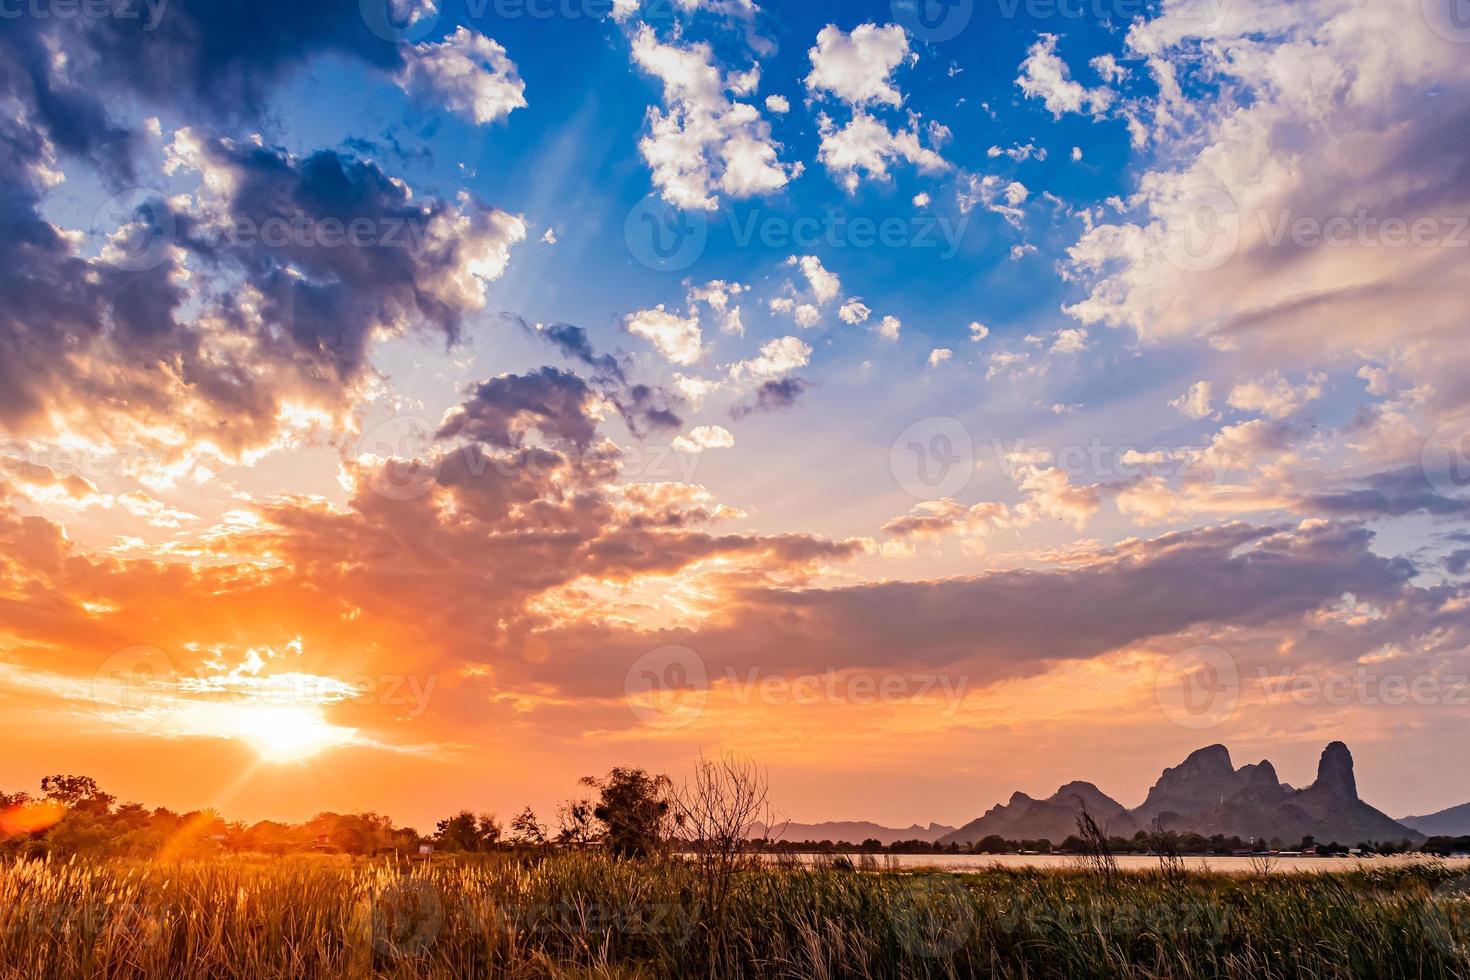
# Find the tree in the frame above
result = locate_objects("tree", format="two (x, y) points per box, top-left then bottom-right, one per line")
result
(583, 767), (673, 859)
(670, 755), (780, 938)
(41, 775), (115, 815)
(509, 806), (547, 846)
(555, 797), (598, 845)
(434, 810), (501, 852)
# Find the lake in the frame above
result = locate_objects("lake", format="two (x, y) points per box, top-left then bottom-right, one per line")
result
(781, 853), (1470, 874)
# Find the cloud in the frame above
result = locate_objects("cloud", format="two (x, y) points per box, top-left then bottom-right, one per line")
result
(804, 23), (911, 108)
(729, 378), (812, 419)
(629, 25), (798, 210)
(790, 255), (841, 304)
(816, 111), (949, 193)
(1050, 328), (1089, 354)
(839, 299), (871, 324)
(624, 306), (705, 366)
(876, 315), (901, 341)
(728, 336), (812, 385)
(1227, 372), (1326, 419)
(1017, 34), (1115, 119)
(927, 348), (953, 368)
(1172, 381), (1214, 420)
(397, 27), (527, 125)
(1061, 0), (1470, 434)
(957, 174), (1029, 227)
(437, 368), (602, 450)
(672, 425), (736, 453)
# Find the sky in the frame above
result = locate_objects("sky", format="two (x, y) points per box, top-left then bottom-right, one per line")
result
(1, 0), (1470, 832)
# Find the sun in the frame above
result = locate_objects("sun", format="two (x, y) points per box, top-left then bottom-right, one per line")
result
(237, 705), (356, 763)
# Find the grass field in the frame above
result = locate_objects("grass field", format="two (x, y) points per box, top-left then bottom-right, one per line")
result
(2, 852), (1469, 979)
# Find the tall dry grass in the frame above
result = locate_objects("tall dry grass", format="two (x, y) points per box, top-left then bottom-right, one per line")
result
(1, 852), (1468, 979)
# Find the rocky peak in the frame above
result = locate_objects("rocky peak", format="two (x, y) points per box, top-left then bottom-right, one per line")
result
(1312, 741), (1358, 801)
(1136, 744), (1244, 821)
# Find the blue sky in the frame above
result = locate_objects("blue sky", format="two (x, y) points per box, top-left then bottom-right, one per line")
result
(3, 0), (1470, 827)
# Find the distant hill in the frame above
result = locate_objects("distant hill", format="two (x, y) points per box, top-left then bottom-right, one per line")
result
(754, 820), (956, 845)
(1400, 802), (1470, 837)
(941, 742), (1421, 847)
(941, 781), (1137, 845)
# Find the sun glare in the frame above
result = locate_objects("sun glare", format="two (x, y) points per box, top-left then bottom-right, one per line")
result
(237, 705), (356, 763)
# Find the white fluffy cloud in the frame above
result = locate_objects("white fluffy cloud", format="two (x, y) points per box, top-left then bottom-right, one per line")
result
(729, 336), (812, 385)
(673, 425), (736, 453)
(791, 255), (841, 304)
(1016, 34), (1114, 119)
(876, 315), (901, 341)
(928, 348), (953, 368)
(839, 299), (871, 324)
(398, 28), (527, 125)
(816, 111), (948, 193)
(1062, 0), (1470, 436)
(804, 23), (911, 107)
(957, 174), (1028, 227)
(630, 26), (799, 210)
(625, 305), (704, 365)
(1171, 381), (1214, 420)
(1227, 372), (1326, 419)
(805, 23), (949, 192)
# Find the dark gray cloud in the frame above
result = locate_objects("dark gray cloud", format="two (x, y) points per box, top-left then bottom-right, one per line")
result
(1298, 466), (1470, 519)
(437, 368), (601, 450)
(730, 378), (811, 420)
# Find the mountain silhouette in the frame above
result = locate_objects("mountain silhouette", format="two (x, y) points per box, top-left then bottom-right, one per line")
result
(941, 742), (1420, 846)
